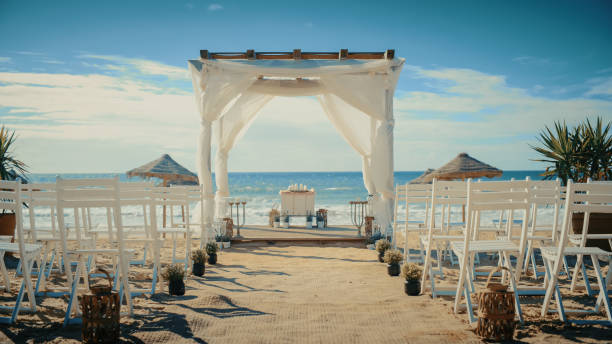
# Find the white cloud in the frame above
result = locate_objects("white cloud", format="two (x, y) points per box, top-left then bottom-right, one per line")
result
(78, 54), (189, 80)
(208, 3), (223, 11)
(585, 76), (612, 97)
(394, 65), (612, 170)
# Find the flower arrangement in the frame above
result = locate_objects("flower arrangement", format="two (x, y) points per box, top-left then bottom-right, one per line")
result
(401, 263), (422, 282)
(375, 239), (391, 253)
(383, 249), (403, 265)
(162, 264), (185, 282)
(191, 249), (206, 265)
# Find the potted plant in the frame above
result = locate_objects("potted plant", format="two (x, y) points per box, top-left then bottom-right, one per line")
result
(402, 263), (422, 295)
(282, 215), (290, 228)
(215, 234), (223, 244)
(273, 215), (280, 228)
(531, 117), (612, 250)
(306, 214), (313, 229)
(0, 126), (28, 242)
(365, 231), (382, 250)
(384, 249), (403, 276)
(162, 264), (185, 296)
(375, 239), (391, 262)
(222, 234), (231, 248)
(206, 242), (218, 264)
(191, 249), (206, 277)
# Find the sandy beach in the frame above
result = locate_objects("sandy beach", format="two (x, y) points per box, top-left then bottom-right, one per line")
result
(0, 237), (610, 343)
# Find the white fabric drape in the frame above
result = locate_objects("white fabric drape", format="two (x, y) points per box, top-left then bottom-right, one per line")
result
(213, 91), (273, 217)
(188, 58), (404, 237)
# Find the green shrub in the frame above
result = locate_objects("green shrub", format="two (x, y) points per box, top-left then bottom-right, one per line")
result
(162, 264), (185, 281)
(191, 249), (206, 264)
(383, 249), (403, 264)
(375, 239), (391, 253)
(401, 264), (422, 281)
(205, 242), (218, 255)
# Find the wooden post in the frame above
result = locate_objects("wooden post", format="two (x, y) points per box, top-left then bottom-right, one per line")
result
(246, 49), (255, 60)
(339, 49), (348, 59)
(293, 49), (302, 59)
(200, 50), (209, 59)
(385, 49), (395, 59)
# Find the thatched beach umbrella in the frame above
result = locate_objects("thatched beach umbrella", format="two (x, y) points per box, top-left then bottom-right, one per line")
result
(424, 153), (502, 183)
(409, 168), (435, 184)
(127, 154), (197, 187)
(425, 153), (502, 221)
(127, 154), (198, 229)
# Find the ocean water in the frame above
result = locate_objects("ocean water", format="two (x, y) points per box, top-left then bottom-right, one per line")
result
(26, 171), (548, 228)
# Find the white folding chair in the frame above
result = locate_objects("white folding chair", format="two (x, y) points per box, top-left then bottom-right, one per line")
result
(540, 180), (612, 325)
(56, 177), (134, 326)
(20, 183), (61, 295)
(392, 183), (432, 263)
(171, 185), (207, 247)
(0, 180), (43, 324)
(153, 186), (193, 269)
(420, 179), (467, 297)
(451, 179), (531, 324)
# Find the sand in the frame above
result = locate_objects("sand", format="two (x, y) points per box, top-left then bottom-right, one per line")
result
(0, 239), (610, 343)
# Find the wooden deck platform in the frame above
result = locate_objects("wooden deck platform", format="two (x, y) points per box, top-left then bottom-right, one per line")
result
(230, 224), (365, 244)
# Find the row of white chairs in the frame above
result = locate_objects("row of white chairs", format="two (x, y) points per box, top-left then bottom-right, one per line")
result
(392, 178), (612, 326)
(0, 177), (209, 325)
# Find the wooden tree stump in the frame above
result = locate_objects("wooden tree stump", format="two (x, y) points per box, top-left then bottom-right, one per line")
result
(364, 216), (375, 238)
(223, 217), (234, 238)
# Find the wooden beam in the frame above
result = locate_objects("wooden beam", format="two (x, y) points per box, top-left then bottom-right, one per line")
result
(200, 50), (395, 60)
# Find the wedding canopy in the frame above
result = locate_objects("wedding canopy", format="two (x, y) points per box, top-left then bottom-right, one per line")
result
(188, 50), (404, 234)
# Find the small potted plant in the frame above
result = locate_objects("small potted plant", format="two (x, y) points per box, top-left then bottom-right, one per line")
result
(206, 242), (218, 264)
(306, 214), (313, 229)
(375, 239), (391, 262)
(222, 234), (231, 248)
(273, 215), (280, 228)
(191, 249), (206, 277)
(402, 263), (422, 295)
(215, 234), (223, 245)
(282, 215), (290, 229)
(162, 264), (185, 296)
(384, 249), (403, 276)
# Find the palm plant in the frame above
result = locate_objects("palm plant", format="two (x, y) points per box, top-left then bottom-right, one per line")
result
(531, 117), (611, 184)
(0, 126), (28, 182)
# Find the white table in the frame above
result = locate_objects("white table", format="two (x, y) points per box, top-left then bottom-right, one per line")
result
(280, 190), (315, 216)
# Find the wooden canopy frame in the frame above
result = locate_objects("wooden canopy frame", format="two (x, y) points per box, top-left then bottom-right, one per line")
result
(200, 49), (395, 60)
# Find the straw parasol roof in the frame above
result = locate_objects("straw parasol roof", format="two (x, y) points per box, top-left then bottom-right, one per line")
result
(409, 168), (435, 184)
(424, 153), (502, 182)
(127, 154), (198, 186)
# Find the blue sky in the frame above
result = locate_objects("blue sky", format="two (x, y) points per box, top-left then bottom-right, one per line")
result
(1, 0), (611, 173)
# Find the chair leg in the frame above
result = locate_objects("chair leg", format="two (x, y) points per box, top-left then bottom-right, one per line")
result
(570, 253), (584, 292)
(591, 255), (612, 324)
(0, 252), (10, 292)
(502, 252), (523, 323)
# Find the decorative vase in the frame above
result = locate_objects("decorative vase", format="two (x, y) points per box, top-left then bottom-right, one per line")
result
(366, 244), (375, 250)
(571, 212), (612, 251)
(0, 213), (15, 257)
(387, 263), (400, 276)
(168, 279), (185, 296)
(192, 262), (204, 277)
(404, 280), (420, 295)
(223, 241), (230, 248)
(208, 253), (217, 265)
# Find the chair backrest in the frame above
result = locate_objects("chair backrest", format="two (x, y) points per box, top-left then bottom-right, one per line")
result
(527, 178), (562, 241)
(22, 183), (57, 240)
(56, 177), (123, 246)
(151, 186), (190, 229)
(395, 182), (433, 229)
(429, 179), (467, 232)
(466, 179), (531, 241)
(557, 180), (612, 251)
(0, 180), (28, 255)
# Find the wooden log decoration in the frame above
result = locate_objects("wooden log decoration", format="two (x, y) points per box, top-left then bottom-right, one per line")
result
(80, 269), (120, 344)
(223, 217), (234, 238)
(475, 267), (516, 341)
(364, 216), (375, 238)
